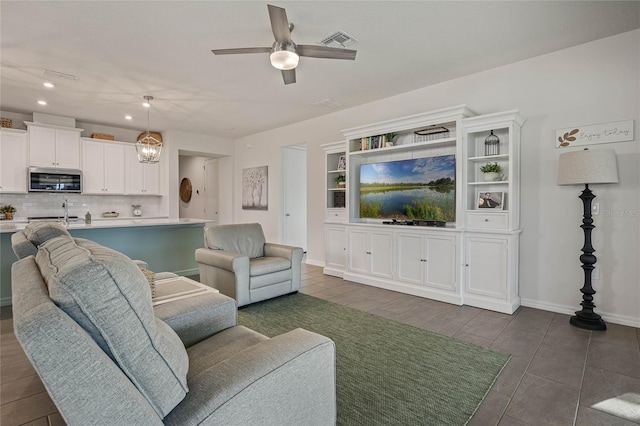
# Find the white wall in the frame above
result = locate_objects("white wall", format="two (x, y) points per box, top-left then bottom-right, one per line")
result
(233, 30), (640, 326)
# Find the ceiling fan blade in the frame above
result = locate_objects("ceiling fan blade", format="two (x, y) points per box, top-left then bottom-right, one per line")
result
(268, 4), (292, 43)
(297, 45), (357, 60)
(212, 47), (271, 55)
(282, 69), (296, 85)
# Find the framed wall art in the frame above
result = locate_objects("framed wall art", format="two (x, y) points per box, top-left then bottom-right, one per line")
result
(242, 166), (268, 210)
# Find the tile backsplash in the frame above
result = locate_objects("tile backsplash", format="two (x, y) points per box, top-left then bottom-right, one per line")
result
(0, 193), (163, 220)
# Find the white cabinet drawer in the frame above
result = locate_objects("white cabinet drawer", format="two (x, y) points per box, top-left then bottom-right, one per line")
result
(467, 212), (508, 230)
(326, 208), (347, 222)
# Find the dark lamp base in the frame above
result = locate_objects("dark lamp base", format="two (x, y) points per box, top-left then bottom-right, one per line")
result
(570, 314), (606, 331)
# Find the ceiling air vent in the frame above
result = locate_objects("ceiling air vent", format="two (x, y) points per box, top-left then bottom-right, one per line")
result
(319, 30), (357, 48)
(312, 98), (347, 110)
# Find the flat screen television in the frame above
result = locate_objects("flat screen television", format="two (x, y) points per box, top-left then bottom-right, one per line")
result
(359, 155), (455, 222)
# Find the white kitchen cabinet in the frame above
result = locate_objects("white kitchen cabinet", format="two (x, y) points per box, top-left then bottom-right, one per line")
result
(324, 225), (347, 277)
(463, 233), (520, 314)
(348, 228), (393, 279)
(125, 145), (160, 195)
(27, 123), (82, 169)
(396, 232), (457, 292)
(0, 129), (28, 193)
(82, 139), (125, 194)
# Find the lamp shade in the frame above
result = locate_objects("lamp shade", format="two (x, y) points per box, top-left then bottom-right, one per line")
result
(557, 148), (619, 185)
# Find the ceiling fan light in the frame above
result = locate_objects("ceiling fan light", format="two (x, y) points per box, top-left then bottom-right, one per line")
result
(270, 44), (299, 70)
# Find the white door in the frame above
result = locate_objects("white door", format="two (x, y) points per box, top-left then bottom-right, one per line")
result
(348, 229), (370, 274)
(29, 126), (56, 167)
(82, 140), (105, 194)
(204, 159), (219, 223)
(103, 143), (125, 193)
(370, 231), (394, 278)
(425, 235), (457, 291)
(55, 129), (80, 169)
(282, 145), (307, 250)
(0, 130), (27, 193)
(396, 233), (424, 285)
(325, 225), (347, 272)
(465, 235), (508, 299)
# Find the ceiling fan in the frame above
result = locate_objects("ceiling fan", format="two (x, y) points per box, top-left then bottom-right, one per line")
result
(211, 4), (357, 85)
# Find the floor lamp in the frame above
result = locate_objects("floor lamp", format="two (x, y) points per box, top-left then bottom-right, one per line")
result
(557, 148), (618, 330)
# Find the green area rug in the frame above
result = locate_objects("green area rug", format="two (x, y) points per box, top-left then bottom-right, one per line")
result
(238, 293), (510, 426)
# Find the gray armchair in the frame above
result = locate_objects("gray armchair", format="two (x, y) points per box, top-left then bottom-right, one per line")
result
(195, 223), (303, 307)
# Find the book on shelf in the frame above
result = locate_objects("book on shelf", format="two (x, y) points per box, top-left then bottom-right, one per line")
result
(358, 135), (388, 151)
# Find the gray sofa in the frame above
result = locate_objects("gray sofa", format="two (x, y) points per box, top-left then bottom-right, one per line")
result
(11, 226), (336, 425)
(196, 223), (303, 307)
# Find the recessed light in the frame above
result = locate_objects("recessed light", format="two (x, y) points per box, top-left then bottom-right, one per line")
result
(125, 115), (132, 120)
(43, 82), (55, 88)
(37, 100), (47, 105)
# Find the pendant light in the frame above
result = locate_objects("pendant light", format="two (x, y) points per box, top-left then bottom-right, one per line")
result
(136, 95), (162, 163)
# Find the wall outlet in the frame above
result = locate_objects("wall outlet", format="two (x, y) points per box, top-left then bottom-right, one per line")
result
(592, 202), (599, 215)
(593, 266), (601, 280)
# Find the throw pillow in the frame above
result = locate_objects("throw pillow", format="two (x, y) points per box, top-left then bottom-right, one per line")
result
(23, 222), (71, 247)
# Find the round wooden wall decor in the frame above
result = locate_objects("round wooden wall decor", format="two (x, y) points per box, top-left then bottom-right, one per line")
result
(179, 178), (192, 203)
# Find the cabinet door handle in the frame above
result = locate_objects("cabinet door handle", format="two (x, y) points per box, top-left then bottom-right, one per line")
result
(366, 251), (372, 255)
(485, 219), (489, 222)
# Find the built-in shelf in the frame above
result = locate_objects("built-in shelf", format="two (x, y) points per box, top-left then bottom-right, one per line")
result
(349, 137), (456, 156)
(328, 188), (346, 191)
(468, 181), (509, 185)
(468, 154), (510, 162)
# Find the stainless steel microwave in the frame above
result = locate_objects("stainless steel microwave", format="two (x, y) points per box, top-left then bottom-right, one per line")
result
(28, 167), (82, 193)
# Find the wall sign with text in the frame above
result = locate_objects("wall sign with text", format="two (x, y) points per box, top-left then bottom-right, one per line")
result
(556, 120), (634, 148)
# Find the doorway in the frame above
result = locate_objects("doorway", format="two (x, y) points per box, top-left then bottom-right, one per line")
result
(204, 159), (219, 223)
(281, 144), (307, 251)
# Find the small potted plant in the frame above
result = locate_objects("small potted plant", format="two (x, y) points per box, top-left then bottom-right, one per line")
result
(384, 132), (397, 147)
(480, 163), (503, 182)
(1, 204), (16, 220)
(334, 174), (346, 188)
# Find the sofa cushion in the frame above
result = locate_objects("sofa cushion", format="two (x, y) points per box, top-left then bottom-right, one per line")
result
(36, 236), (189, 418)
(204, 223), (265, 259)
(249, 256), (291, 277)
(23, 222), (71, 247)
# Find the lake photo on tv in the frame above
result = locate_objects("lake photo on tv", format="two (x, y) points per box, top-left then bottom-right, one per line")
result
(359, 155), (455, 222)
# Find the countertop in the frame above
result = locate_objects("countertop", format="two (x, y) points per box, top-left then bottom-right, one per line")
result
(0, 217), (214, 233)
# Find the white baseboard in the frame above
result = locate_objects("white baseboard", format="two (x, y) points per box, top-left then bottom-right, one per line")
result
(521, 298), (640, 328)
(304, 258), (324, 268)
(343, 272), (463, 306)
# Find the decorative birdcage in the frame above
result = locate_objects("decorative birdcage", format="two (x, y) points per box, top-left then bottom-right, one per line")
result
(484, 130), (500, 156)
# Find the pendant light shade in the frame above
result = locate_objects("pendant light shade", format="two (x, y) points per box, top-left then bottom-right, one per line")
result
(136, 96), (162, 164)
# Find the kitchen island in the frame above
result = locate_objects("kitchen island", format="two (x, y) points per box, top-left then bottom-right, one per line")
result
(0, 218), (214, 306)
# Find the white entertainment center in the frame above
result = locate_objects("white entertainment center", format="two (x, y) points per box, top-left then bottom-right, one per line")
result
(322, 105), (525, 314)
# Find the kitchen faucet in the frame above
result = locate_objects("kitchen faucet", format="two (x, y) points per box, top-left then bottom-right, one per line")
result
(62, 198), (69, 227)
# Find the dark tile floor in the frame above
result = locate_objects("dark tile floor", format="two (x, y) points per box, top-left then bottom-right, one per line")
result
(1, 263), (639, 425)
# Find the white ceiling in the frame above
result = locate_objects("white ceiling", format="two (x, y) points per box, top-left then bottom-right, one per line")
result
(2, 1), (639, 139)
